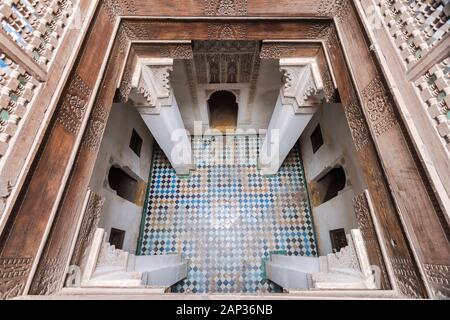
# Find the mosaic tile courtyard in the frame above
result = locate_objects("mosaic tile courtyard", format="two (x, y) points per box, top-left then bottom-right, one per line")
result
(139, 135), (317, 294)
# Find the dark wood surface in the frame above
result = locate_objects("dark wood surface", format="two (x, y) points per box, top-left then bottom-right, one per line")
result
(1, 0), (448, 299)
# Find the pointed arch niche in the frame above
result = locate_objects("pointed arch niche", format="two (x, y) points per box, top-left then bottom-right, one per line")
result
(207, 90), (239, 132)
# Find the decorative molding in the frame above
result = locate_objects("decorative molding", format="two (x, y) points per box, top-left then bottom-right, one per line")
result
(184, 60), (199, 113)
(203, 0), (248, 16)
(29, 258), (66, 295)
(0, 257), (33, 300)
(306, 23), (334, 40)
(81, 103), (108, 151)
(71, 192), (105, 267)
(207, 24), (248, 40)
(390, 257), (424, 299)
(159, 45), (194, 59)
(424, 264), (450, 299)
(318, 0), (352, 22)
(259, 43), (296, 59)
(121, 21), (160, 41)
(361, 76), (397, 137)
(344, 98), (371, 151)
(118, 68), (133, 103)
(57, 74), (92, 134)
(279, 59), (325, 110)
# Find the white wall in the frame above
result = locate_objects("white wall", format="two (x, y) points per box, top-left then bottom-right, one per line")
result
(89, 103), (154, 254)
(300, 103), (367, 255)
(172, 59), (281, 134)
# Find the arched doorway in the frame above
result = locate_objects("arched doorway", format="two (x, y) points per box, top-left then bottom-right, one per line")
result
(208, 90), (238, 132)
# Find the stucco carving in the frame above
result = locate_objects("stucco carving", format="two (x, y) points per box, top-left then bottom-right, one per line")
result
(159, 45), (194, 59)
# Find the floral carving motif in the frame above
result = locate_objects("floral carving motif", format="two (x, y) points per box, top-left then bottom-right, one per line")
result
(344, 99), (371, 150)
(361, 76), (397, 137)
(204, 0), (248, 16)
(57, 74), (92, 134)
(82, 103), (108, 151)
(207, 24), (248, 40)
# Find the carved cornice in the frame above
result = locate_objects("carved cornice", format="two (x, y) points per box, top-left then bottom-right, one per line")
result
(203, 0), (248, 16)
(57, 74), (92, 135)
(279, 58), (325, 110)
(0, 257), (33, 300)
(344, 98), (371, 151)
(129, 59), (174, 109)
(361, 76), (397, 137)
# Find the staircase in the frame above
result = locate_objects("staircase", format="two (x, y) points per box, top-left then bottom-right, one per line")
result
(265, 229), (377, 291)
(80, 228), (188, 289)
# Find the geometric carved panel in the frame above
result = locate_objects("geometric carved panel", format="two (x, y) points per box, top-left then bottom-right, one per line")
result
(0, 257), (33, 300)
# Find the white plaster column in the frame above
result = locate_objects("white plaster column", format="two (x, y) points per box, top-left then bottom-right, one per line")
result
(129, 58), (194, 175)
(260, 58), (324, 175)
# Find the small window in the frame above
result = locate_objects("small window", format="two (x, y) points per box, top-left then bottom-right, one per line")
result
(108, 166), (138, 203)
(129, 129), (143, 157)
(330, 228), (348, 253)
(109, 228), (126, 250)
(310, 124), (324, 153)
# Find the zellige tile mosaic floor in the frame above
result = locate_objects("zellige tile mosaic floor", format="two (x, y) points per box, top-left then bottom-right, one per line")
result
(139, 135), (317, 294)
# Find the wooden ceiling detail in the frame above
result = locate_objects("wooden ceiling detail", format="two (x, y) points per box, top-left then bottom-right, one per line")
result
(193, 40), (259, 84)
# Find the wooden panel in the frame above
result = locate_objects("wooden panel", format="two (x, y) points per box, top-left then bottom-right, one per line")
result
(0, 3), (115, 299)
(103, 0), (334, 17)
(27, 17), (127, 295)
(335, 4), (450, 299)
(2, 6), (446, 299)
